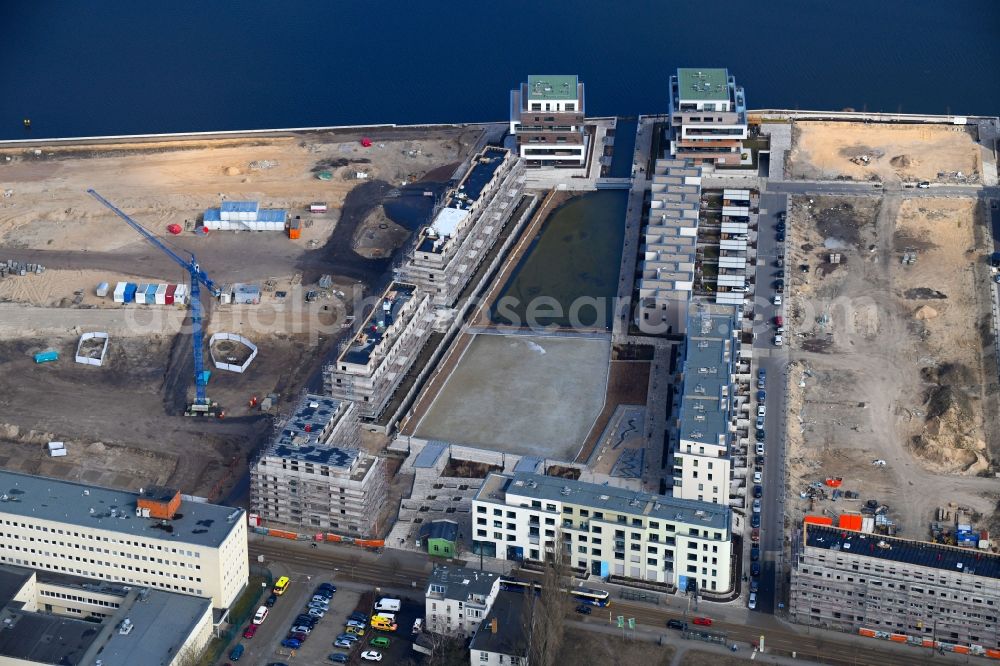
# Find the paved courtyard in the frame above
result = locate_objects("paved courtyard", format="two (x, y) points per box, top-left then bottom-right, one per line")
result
(413, 332), (611, 460)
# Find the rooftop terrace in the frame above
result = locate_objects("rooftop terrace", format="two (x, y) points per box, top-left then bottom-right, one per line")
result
(0, 470), (242, 548)
(805, 524), (1000, 579)
(678, 304), (738, 449)
(526, 75), (579, 101)
(676, 68), (731, 102)
(340, 282), (417, 366)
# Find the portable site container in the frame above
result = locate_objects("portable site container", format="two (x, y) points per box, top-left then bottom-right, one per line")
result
(34, 350), (59, 364)
(309, 202), (327, 213)
(96, 282), (109, 297)
(135, 283), (149, 303)
(113, 282), (127, 303)
(155, 284), (168, 305)
(145, 284), (158, 304)
(288, 219), (301, 239)
(165, 284), (176, 305)
(174, 284), (187, 305)
(123, 283), (138, 303)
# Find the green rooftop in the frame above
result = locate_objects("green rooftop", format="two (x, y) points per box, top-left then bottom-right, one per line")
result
(526, 75), (579, 101)
(677, 68), (730, 101)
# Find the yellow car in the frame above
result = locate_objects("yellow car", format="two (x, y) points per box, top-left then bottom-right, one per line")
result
(346, 626), (366, 636)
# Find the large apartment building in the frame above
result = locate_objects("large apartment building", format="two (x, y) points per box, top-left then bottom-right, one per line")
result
(398, 148), (524, 306)
(0, 471), (248, 609)
(424, 565), (502, 637)
(324, 282), (432, 420)
(509, 75), (587, 168)
(791, 523), (1000, 649)
(668, 68), (748, 166)
(250, 393), (388, 538)
(637, 159), (703, 335)
(671, 303), (740, 505)
(473, 473), (733, 593)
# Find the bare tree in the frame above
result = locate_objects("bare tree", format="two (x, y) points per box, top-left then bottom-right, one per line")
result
(426, 633), (468, 666)
(521, 532), (571, 666)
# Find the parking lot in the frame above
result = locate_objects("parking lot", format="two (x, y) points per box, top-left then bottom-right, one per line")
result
(220, 574), (426, 665)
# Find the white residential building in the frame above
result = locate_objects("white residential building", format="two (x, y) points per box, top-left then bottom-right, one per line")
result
(469, 591), (529, 666)
(425, 565), (502, 638)
(472, 473), (734, 594)
(0, 470), (248, 610)
(509, 75), (587, 168)
(668, 68), (748, 166)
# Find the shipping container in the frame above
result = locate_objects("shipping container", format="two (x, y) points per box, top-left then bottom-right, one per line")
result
(309, 202), (327, 213)
(136, 283), (149, 304)
(155, 284), (168, 305)
(49, 448), (68, 457)
(96, 282), (109, 297)
(804, 515), (834, 526)
(165, 284), (176, 305)
(145, 284), (158, 304)
(123, 283), (137, 303)
(113, 282), (127, 303)
(47, 441), (65, 451)
(174, 284), (187, 305)
(34, 350), (59, 364)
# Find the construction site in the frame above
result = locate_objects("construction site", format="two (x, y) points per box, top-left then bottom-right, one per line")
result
(786, 120), (987, 184)
(781, 191), (1000, 541)
(0, 126), (486, 499)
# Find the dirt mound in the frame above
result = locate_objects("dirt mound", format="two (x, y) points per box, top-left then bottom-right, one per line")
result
(914, 305), (939, 320)
(223, 166), (242, 176)
(920, 362), (976, 386)
(890, 154), (913, 168)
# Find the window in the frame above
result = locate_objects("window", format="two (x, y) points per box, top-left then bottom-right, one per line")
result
(565, 103), (575, 112)
(545, 504), (556, 512)
(480, 652), (490, 662)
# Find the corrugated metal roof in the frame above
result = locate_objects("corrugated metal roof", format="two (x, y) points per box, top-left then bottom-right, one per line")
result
(413, 442), (447, 468)
(203, 208), (221, 222)
(220, 201), (259, 213)
(255, 209), (287, 223)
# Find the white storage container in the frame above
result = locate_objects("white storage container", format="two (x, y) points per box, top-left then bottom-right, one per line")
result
(113, 282), (127, 303)
(155, 284), (168, 305)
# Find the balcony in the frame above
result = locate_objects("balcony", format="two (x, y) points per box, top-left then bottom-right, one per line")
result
(562, 520), (590, 532)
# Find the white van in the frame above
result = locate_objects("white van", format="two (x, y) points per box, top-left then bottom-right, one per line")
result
(374, 598), (401, 613)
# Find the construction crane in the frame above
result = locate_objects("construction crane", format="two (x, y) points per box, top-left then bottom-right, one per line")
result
(87, 189), (223, 416)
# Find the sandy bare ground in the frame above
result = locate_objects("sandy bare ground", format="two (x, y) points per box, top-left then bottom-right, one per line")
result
(0, 133), (467, 252)
(782, 194), (997, 539)
(787, 121), (982, 183)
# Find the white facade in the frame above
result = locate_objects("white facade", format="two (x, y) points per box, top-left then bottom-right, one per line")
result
(425, 566), (501, 638)
(472, 473), (733, 594)
(0, 472), (248, 610)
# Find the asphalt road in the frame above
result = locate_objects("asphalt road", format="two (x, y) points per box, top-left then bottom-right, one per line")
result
(749, 190), (790, 616)
(767, 180), (993, 199)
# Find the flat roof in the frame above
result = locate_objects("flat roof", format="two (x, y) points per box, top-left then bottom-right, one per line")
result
(678, 303), (738, 448)
(526, 75), (579, 101)
(341, 282), (417, 366)
(479, 473), (730, 533)
(469, 591), (528, 657)
(0, 612), (98, 664)
(450, 148), (507, 205)
(805, 524), (1000, 579)
(428, 565), (500, 602)
(412, 441), (447, 469)
(676, 68), (730, 101)
(96, 587), (211, 666)
(263, 393), (363, 471)
(219, 201), (259, 213)
(0, 469), (243, 548)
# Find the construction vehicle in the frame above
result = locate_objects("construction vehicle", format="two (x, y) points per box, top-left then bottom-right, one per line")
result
(87, 190), (223, 416)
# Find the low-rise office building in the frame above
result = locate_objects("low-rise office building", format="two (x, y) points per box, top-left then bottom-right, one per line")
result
(472, 473), (733, 593)
(324, 282), (432, 420)
(668, 68), (748, 166)
(671, 303), (740, 505)
(637, 159), (703, 335)
(203, 200), (288, 231)
(398, 148), (524, 306)
(790, 523), (1000, 649)
(250, 394), (387, 538)
(0, 564), (214, 666)
(469, 591), (529, 666)
(0, 470), (248, 610)
(510, 75), (587, 168)
(425, 565), (502, 637)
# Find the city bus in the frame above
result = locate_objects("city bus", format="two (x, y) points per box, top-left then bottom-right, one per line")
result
(273, 576), (291, 596)
(569, 587), (611, 607)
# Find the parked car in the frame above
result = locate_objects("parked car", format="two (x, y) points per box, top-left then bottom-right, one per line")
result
(667, 619), (687, 630)
(243, 625), (257, 639)
(751, 562), (761, 577)
(281, 638), (302, 649)
(776, 221), (786, 232)
(252, 606), (269, 625)
(753, 470), (762, 483)
(755, 443), (765, 456)
(750, 578), (760, 592)
(370, 637), (391, 648)
(291, 625), (313, 635)
(349, 612), (369, 623)
(757, 368), (766, 388)
(346, 626), (365, 636)
(692, 617), (713, 626)
(751, 545), (760, 561)
(334, 639), (354, 649)
(774, 334), (783, 346)
(918, 181), (930, 189)
(777, 231), (786, 242)
(337, 634), (360, 643)
(329, 655), (350, 664)
(756, 415), (765, 429)
(753, 485), (763, 499)
(776, 256), (784, 268)
(346, 620), (366, 629)
(312, 595), (331, 604)
(751, 514), (761, 528)
(575, 604), (592, 615)
(775, 269), (785, 279)
(756, 428), (766, 442)
(774, 279), (784, 292)
(777, 211), (787, 222)
(749, 592), (758, 610)
(229, 644), (245, 662)
(757, 404), (766, 418)
(265, 593), (278, 607)
(751, 527), (760, 543)
(752, 498), (761, 513)
(756, 389), (766, 402)
(361, 652), (383, 662)
(773, 294), (782, 306)
(288, 631), (309, 642)
(308, 608), (326, 618)
(295, 616), (317, 627)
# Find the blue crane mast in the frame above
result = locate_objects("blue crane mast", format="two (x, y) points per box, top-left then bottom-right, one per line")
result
(87, 189), (222, 412)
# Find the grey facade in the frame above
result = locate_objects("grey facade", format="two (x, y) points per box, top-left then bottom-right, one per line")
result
(250, 394), (387, 537)
(790, 524), (1000, 649)
(398, 148), (524, 306)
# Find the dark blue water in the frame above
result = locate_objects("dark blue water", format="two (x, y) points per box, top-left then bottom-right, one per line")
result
(2, 1), (998, 140)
